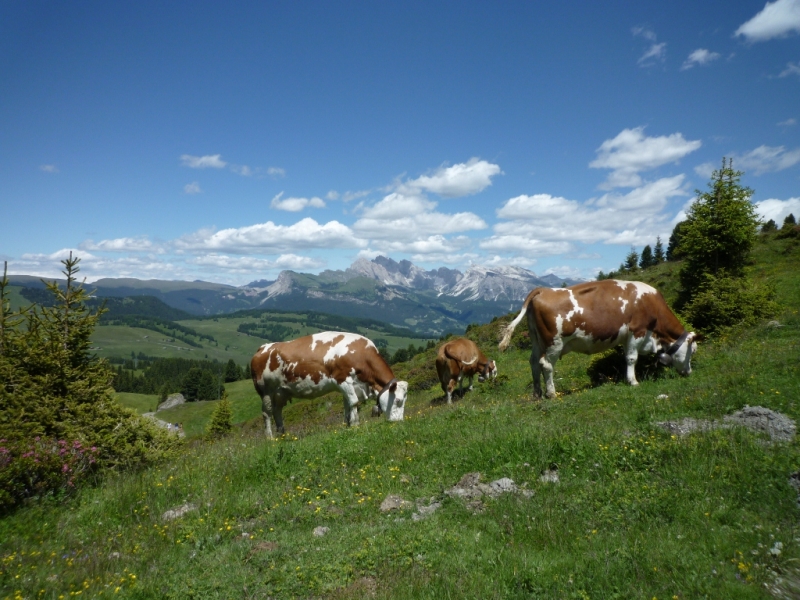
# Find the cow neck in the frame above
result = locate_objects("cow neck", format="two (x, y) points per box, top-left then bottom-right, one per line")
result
(662, 331), (689, 356)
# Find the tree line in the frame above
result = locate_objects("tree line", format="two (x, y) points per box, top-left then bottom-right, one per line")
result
(112, 356), (249, 401)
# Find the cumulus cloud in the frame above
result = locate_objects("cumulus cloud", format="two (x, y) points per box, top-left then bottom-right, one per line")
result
(694, 162), (716, 178)
(79, 237), (157, 253)
(267, 167), (286, 178)
(493, 176), (687, 247)
(779, 61), (800, 77)
(735, 145), (800, 174)
(180, 154), (227, 169)
(173, 218), (364, 254)
(755, 197), (800, 223)
(353, 192), (486, 242)
(778, 118), (797, 126)
(39, 164), (58, 173)
(633, 27), (666, 66)
(270, 192), (326, 212)
(407, 158), (502, 197)
(188, 253), (325, 272)
(735, 0), (800, 42)
(590, 127), (701, 189)
(681, 48), (721, 70)
(184, 182), (202, 194)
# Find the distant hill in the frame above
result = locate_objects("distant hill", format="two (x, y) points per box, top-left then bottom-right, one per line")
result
(7, 256), (583, 335)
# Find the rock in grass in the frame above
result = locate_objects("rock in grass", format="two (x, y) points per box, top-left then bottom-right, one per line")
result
(657, 405), (796, 443)
(313, 526), (329, 537)
(162, 502), (197, 521)
(380, 494), (412, 512)
(723, 405), (796, 442)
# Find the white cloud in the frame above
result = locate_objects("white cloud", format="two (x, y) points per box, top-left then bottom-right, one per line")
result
(479, 235), (573, 255)
(778, 118), (797, 126)
(79, 237), (157, 253)
(755, 197), (800, 223)
(735, 0), (800, 42)
(39, 164), (58, 173)
(735, 145), (800, 174)
(180, 154), (227, 169)
(633, 27), (666, 66)
(326, 190), (340, 200)
(270, 192), (326, 212)
(188, 253), (325, 272)
(184, 182), (202, 194)
(493, 176), (687, 247)
(231, 165), (253, 176)
(174, 218), (365, 253)
(590, 127), (701, 189)
(694, 162), (716, 178)
(681, 48), (721, 70)
(407, 158), (502, 197)
(779, 61), (800, 77)
(267, 167), (286, 178)
(353, 191), (486, 242)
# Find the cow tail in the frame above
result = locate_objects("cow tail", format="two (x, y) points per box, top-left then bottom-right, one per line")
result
(498, 293), (535, 351)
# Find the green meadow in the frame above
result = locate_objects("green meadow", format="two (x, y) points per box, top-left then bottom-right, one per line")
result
(1, 233), (799, 599)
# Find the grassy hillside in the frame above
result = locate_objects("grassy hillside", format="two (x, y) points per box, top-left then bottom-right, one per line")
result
(1, 235), (798, 599)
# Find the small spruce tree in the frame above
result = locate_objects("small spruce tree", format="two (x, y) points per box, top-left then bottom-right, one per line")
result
(623, 246), (639, 271)
(206, 391), (233, 440)
(678, 157), (760, 296)
(653, 236), (665, 263)
(761, 219), (778, 233)
(639, 245), (655, 270)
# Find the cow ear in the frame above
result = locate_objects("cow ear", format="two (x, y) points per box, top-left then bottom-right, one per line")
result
(389, 381), (397, 393)
(691, 332), (704, 343)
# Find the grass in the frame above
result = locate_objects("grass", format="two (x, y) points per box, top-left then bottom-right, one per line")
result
(2, 236), (799, 599)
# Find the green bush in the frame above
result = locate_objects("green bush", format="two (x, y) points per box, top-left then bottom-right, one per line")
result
(0, 437), (99, 514)
(682, 272), (779, 334)
(206, 394), (233, 440)
(0, 255), (180, 511)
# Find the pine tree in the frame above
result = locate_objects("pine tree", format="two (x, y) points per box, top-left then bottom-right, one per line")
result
(0, 254), (179, 469)
(678, 157), (759, 295)
(653, 236), (665, 263)
(639, 245), (655, 269)
(623, 246), (639, 271)
(224, 358), (240, 382)
(761, 219), (778, 233)
(784, 213), (797, 227)
(666, 222), (687, 261)
(206, 391), (233, 440)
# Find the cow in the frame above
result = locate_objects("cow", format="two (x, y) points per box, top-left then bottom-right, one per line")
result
(435, 338), (497, 404)
(251, 332), (408, 438)
(498, 280), (698, 399)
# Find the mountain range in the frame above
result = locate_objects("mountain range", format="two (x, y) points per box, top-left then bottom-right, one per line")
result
(9, 257), (582, 337)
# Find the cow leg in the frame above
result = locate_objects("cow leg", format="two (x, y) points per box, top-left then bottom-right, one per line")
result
(541, 350), (559, 399)
(467, 374), (474, 392)
(261, 393), (275, 439)
(624, 336), (640, 386)
(446, 379), (456, 404)
(340, 382), (361, 426)
(273, 390), (289, 435)
(528, 351), (543, 399)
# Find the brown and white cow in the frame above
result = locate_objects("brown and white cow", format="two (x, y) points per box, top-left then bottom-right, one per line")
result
(498, 280), (698, 399)
(251, 332), (408, 438)
(435, 338), (497, 404)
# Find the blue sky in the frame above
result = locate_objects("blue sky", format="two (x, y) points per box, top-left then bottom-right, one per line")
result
(2, 1), (799, 285)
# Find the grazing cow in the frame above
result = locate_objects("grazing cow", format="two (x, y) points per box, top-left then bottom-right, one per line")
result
(498, 280), (698, 399)
(435, 338), (497, 404)
(251, 332), (408, 438)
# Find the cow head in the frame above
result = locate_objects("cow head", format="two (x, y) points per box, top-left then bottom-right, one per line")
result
(377, 380), (408, 422)
(478, 360), (498, 382)
(657, 332), (698, 376)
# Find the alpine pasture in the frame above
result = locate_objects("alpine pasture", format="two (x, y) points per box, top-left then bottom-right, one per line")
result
(1, 232), (799, 599)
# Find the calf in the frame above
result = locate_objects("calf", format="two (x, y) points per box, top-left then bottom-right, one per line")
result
(498, 280), (698, 399)
(435, 337), (497, 404)
(251, 332), (408, 438)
